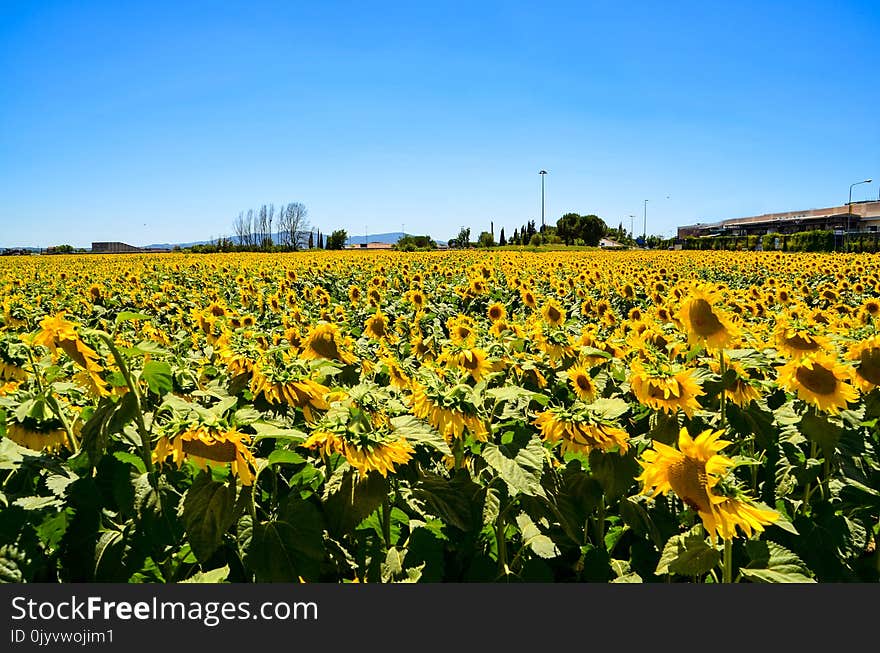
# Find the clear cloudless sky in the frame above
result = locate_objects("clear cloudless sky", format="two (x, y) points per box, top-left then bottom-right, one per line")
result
(1, 0), (878, 248)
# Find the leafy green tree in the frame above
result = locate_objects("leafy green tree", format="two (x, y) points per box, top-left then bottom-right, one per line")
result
(499, 227), (506, 246)
(326, 229), (348, 250)
(556, 213), (581, 245)
(478, 231), (495, 248)
(579, 214), (606, 246)
(452, 227), (471, 248)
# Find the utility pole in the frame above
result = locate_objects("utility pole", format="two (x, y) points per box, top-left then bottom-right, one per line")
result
(539, 170), (548, 230)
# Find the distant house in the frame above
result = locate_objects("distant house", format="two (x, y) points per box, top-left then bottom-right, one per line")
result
(345, 242), (394, 250)
(598, 238), (624, 249)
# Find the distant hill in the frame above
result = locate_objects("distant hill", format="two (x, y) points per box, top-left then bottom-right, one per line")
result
(142, 231), (416, 249)
(346, 232), (407, 246)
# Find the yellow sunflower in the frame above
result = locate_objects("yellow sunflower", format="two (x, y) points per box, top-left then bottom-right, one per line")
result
(487, 302), (507, 323)
(637, 427), (779, 544)
(678, 284), (739, 349)
(534, 409), (629, 456)
(774, 319), (832, 358)
(410, 383), (488, 442)
(29, 312), (109, 396)
(540, 299), (566, 327)
(847, 335), (880, 391)
(5, 420), (69, 453)
(303, 430), (414, 478)
(300, 322), (357, 365)
(629, 359), (705, 417)
(566, 364), (597, 402)
(250, 359), (331, 422)
(777, 352), (858, 415)
(364, 311), (392, 341)
(708, 358), (761, 407)
(153, 425), (257, 485)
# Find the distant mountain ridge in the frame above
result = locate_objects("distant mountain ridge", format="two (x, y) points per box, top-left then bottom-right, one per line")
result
(142, 230), (413, 249)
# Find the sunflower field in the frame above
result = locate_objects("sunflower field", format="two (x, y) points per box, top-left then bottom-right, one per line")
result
(1, 250), (878, 583)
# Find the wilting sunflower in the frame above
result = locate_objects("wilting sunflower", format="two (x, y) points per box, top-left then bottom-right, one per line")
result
(708, 358), (761, 407)
(778, 352), (859, 414)
(303, 429), (414, 477)
(153, 425), (257, 485)
(29, 312), (109, 396)
(410, 382), (488, 442)
(215, 330), (262, 377)
(566, 364), (597, 402)
(637, 428), (779, 544)
(300, 322), (357, 365)
(629, 359), (705, 417)
(5, 418), (69, 453)
(250, 356), (331, 422)
(847, 334), (880, 391)
(0, 339), (28, 381)
(534, 407), (629, 456)
(678, 284), (739, 349)
(774, 318), (832, 358)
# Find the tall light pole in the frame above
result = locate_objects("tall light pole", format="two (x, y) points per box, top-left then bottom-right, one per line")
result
(539, 170), (548, 230)
(628, 214), (636, 241)
(848, 179), (872, 246)
(643, 199), (649, 244)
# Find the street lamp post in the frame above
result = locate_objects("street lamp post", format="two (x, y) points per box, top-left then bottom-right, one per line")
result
(643, 199), (649, 244)
(539, 170), (547, 230)
(628, 214), (635, 241)
(848, 179), (872, 247)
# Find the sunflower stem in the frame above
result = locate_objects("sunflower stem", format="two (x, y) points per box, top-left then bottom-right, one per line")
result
(718, 348), (727, 428)
(25, 347), (79, 452)
(495, 509), (509, 577)
(381, 497), (392, 549)
(99, 332), (157, 485)
(722, 538), (733, 584)
(593, 496), (606, 551)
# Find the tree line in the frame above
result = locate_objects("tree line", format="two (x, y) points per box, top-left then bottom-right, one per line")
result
(187, 203), (349, 253)
(447, 212), (639, 248)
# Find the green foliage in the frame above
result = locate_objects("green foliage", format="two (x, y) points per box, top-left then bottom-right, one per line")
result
(326, 229), (348, 250)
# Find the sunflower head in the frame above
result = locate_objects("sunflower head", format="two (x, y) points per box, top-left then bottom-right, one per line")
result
(154, 425), (257, 485)
(637, 428), (778, 544)
(778, 352), (858, 415)
(848, 335), (880, 390)
(678, 284), (739, 349)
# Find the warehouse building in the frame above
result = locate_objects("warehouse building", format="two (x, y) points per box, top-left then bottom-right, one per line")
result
(678, 200), (880, 239)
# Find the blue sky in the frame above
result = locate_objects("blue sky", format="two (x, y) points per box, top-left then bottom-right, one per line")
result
(1, 0), (878, 247)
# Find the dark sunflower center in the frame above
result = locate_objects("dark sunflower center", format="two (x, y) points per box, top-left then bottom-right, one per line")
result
(784, 334), (819, 351)
(371, 320), (386, 336)
(462, 353), (481, 371)
(182, 438), (238, 463)
(575, 375), (591, 391)
(489, 307), (502, 320)
(795, 363), (838, 396)
(547, 306), (562, 323)
(667, 458), (712, 513)
(309, 333), (340, 359)
(858, 348), (880, 385)
(688, 299), (724, 337)
(648, 381), (675, 400)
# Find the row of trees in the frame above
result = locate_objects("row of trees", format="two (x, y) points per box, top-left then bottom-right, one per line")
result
(231, 202), (310, 250)
(188, 203), (350, 253)
(450, 213), (624, 248)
